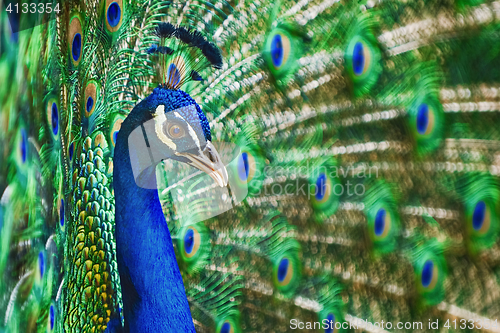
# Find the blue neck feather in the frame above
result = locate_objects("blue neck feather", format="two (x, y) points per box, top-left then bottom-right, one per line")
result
(112, 96), (195, 333)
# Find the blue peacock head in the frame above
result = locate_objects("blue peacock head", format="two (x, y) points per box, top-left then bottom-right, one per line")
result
(122, 23), (228, 189)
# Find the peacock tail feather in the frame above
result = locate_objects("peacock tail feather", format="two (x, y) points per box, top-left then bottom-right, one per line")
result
(2, 0), (500, 332)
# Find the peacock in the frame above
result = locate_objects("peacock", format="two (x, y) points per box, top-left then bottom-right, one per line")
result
(2, 0), (500, 332)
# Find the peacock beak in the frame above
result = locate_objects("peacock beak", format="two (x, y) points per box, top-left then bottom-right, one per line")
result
(175, 141), (228, 187)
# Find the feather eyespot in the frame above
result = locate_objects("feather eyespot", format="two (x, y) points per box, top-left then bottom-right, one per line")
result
(270, 33), (291, 70)
(217, 317), (240, 333)
(345, 33), (381, 96)
(319, 307), (344, 333)
(72, 34), (81, 61)
(238, 152), (249, 181)
(364, 182), (399, 253)
(263, 27), (299, 81)
(46, 98), (60, 140)
(271, 34), (284, 67)
(472, 200), (490, 233)
(183, 228), (198, 257)
(373, 208), (392, 238)
(272, 252), (301, 295)
(229, 144), (264, 196)
(182, 226), (201, 258)
(273, 252), (300, 294)
(325, 313), (335, 333)
(84, 81), (99, 118)
(110, 115), (125, 148)
(107, 2), (121, 27)
(219, 321), (234, 333)
(86, 96), (94, 114)
(165, 123), (185, 139)
(413, 245), (446, 305)
(309, 161), (341, 220)
(277, 257), (291, 284)
(408, 93), (443, 154)
(39, 251), (45, 278)
(36, 251), (46, 286)
(352, 42), (370, 76)
(350, 41), (372, 77)
(68, 142), (74, 161)
(314, 173), (331, 202)
(178, 223), (209, 273)
(51, 103), (59, 135)
(459, 175), (499, 252)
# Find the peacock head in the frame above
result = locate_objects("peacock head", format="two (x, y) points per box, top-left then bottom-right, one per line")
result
(125, 86), (228, 189)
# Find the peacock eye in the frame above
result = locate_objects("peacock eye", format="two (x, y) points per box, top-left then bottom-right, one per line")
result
(166, 123), (185, 139)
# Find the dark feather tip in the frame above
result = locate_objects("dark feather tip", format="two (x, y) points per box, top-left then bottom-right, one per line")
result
(200, 42), (223, 69)
(154, 22), (176, 38)
(190, 70), (204, 82)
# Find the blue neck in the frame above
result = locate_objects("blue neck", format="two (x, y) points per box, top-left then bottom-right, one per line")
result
(113, 114), (195, 333)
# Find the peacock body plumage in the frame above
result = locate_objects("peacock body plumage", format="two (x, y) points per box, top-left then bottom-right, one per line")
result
(2, 0), (500, 332)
